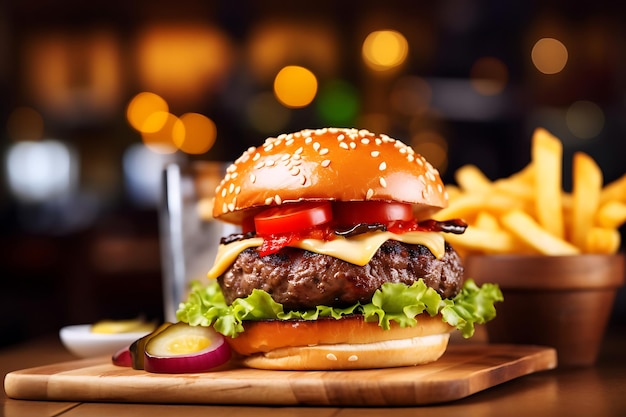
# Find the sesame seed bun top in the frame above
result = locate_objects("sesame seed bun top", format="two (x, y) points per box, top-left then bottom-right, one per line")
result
(213, 127), (448, 225)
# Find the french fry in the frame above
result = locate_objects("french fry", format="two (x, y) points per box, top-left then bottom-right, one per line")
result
(493, 178), (535, 201)
(474, 211), (500, 231)
(442, 128), (624, 256)
(595, 201), (626, 229)
(600, 173), (626, 205)
(444, 227), (518, 254)
(531, 128), (565, 239)
(571, 152), (603, 249)
(500, 210), (580, 256)
(585, 227), (621, 254)
(455, 165), (492, 194)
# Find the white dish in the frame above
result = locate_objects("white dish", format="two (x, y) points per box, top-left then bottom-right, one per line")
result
(59, 324), (151, 358)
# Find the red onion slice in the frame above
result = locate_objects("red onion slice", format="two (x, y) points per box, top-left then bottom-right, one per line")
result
(144, 322), (231, 373)
(111, 345), (132, 367)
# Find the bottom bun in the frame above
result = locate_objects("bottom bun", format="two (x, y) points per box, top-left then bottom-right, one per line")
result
(241, 333), (451, 370)
(226, 315), (454, 370)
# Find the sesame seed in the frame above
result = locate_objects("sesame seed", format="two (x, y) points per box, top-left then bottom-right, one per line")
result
(378, 161), (387, 171)
(254, 161), (265, 170)
(361, 138), (370, 145)
(366, 188), (374, 200)
(371, 151), (380, 157)
(379, 177), (387, 188)
(222, 202), (228, 213)
(281, 153), (290, 161)
(337, 134), (345, 141)
(252, 152), (261, 161)
(266, 159), (275, 167)
(250, 174), (256, 184)
(265, 197), (274, 205)
(348, 355), (358, 362)
(235, 186), (241, 195)
(228, 183), (235, 193)
(305, 137), (313, 144)
(321, 159), (331, 167)
(313, 142), (321, 152)
(274, 195), (282, 205)
(285, 138), (295, 146)
(289, 167), (300, 176)
(295, 147), (304, 155)
(349, 142), (356, 149)
(319, 148), (329, 155)
(326, 353), (338, 361)
(300, 176), (307, 186)
(340, 142), (349, 150)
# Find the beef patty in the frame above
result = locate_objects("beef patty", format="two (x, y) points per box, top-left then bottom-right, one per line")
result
(217, 240), (464, 311)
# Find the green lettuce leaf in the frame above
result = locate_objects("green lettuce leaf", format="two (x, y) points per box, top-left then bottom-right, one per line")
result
(176, 278), (503, 338)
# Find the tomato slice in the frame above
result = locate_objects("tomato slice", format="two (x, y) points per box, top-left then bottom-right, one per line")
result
(254, 202), (333, 235)
(332, 201), (414, 227)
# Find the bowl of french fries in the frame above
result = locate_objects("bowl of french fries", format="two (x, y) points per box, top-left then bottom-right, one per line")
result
(436, 128), (625, 367)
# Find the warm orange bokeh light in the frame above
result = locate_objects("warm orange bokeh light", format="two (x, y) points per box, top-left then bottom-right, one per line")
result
(126, 92), (169, 133)
(136, 24), (233, 103)
(273, 65), (318, 108)
(140, 112), (181, 154)
(175, 113), (218, 155)
(362, 30), (409, 71)
(531, 38), (568, 74)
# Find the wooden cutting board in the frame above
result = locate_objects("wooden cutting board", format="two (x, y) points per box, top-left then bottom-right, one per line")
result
(4, 344), (556, 406)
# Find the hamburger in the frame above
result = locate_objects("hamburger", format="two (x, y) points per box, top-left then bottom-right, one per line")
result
(177, 127), (502, 370)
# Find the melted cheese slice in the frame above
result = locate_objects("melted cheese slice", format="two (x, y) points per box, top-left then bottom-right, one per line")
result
(207, 231), (446, 279)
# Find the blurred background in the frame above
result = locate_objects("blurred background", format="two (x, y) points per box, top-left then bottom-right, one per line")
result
(1, 0), (625, 346)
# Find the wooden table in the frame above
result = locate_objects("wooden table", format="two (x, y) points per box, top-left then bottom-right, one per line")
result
(2, 326), (626, 417)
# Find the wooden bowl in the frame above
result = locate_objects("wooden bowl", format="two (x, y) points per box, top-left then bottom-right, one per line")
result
(466, 254), (625, 367)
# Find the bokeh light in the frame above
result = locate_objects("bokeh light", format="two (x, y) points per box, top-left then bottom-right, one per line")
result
(316, 79), (359, 126)
(136, 24), (233, 103)
(127, 92), (169, 132)
(5, 140), (77, 202)
(140, 112), (181, 154)
(174, 113), (217, 155)
(7, 106), (44, 141)
(566, 100), (605, 139)
(123, 144), (182, 207)
(362, 30), (409, 71)
(273, 65), (318, 108)
(531, 38), (568, 74)
(470, 56), (509, 95)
